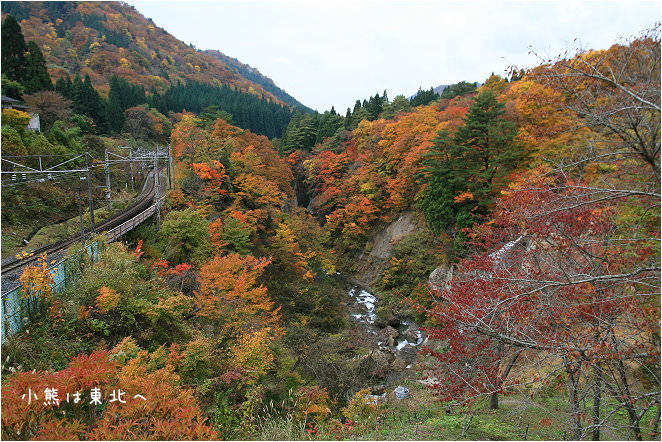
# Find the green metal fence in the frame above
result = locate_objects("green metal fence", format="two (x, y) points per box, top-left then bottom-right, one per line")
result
(1, 242), (99, 342)
(1, 196), (163, 342)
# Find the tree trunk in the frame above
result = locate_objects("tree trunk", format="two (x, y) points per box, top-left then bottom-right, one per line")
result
(592, 326), (602, 441)
(592, 363), (601, 440)
(650, 400), (661, 439)
(490, 348), (521, 410)
(610, 328), (643, 441)
(565, 357), (582, 440)
(489, 391), (499, 409)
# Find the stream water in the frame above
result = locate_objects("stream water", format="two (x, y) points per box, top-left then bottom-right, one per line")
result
(345, 283), (424, 369)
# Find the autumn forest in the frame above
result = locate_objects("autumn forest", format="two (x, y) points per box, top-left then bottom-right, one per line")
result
(0, 2), (660, 441)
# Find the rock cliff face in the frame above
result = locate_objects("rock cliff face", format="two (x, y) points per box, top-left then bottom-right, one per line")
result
(368, 212), (419, 260)
(352, 211), (425, 287)
(348, 209), (458, 302)
(428, 263), (454, 292)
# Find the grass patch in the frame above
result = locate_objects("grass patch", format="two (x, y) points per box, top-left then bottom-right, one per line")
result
(6, 189), (139, 258)
(308, 372), (577, 441)
(1, 224), (37, 258)
(256, 416), (308, 441)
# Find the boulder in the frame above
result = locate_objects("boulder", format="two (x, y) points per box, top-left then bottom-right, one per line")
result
(369, 349), (392, 367)
(390, 356), (408, 371)
(377, 326), (399, 347)
(359, 349), (393, 379)
(375, 305), (397, 328)
(403, 326), (422, 343)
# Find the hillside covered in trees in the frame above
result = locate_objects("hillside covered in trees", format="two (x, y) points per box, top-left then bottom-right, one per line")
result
(1, 1), (305, 139)
(1, 3), (659, 440)
(0, 1), (307, 104)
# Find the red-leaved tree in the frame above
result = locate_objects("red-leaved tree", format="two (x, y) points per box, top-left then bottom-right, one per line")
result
(418, 28), (660, 440)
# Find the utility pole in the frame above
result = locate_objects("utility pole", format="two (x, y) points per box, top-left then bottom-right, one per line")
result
(85, 152), (96, 233)
(170, 144), (176, 190)
(129, 149), (135, 192)
(154, 145), (161, 230)
(167, 144), (172, 189)
(104, 149), (112, 211)
(78, 185), (86, 249)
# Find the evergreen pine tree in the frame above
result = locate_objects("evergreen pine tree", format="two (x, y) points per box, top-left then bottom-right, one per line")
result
(420, 90), (521, 232)
(352, 107), (371, 125)
(344, 107), (353, 130)
(71, 75), (84, 114)
(55, 75), (73, 99)
(1, 15), (27, 86)
(144, 79), (294, 139)
(452, 90), (520, 198)
(410, 87), (439, 107)
(2, 74), (24, 98)
(316, 109), (343, 143)
(73, 74), (108, 133)
(353, 100), (362, 115)
(366, 93), (383, 120)
(23, 41), (53, 94)
(106, 76), (125, 133)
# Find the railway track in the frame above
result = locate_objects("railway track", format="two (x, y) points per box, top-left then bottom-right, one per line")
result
(1, 171), (160, 276)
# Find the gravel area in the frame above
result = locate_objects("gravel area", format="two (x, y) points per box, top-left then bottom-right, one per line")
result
(2, 249), (69, 296)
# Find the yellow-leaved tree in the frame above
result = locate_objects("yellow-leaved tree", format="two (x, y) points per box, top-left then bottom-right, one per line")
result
(19, 253), (55, 319)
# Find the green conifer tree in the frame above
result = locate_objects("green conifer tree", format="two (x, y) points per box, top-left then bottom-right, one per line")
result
(55, 75), (73, 99)
(1, 15), (27, 87)
(106, 76), (125, 133)
(344, 107), (353, 130)
(23, 41), (53, 94)
(420, 90), (521, 233)
(352, 99), (362, 115)
(72, 74), (107, 133)
(2, 74), (24, 98)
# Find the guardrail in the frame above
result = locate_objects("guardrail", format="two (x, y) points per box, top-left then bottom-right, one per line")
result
(1, 196), (165, 342)
(104, 196), (164, 242)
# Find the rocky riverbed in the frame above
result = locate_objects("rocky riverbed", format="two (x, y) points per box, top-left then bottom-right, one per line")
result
(344, 279), (425, 386)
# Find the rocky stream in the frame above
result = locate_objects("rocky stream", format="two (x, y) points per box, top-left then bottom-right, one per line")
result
(343, 278), (425, 399)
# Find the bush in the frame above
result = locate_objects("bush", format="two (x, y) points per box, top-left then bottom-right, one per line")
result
(1, 108), (30, 132)
(1, 124), (26, 155)
(158, 208), (210, 265)
(342, 388), (383, 432)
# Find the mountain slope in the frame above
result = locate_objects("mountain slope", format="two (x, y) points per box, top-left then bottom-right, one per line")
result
(204, 49), (310, 110)
(1, 1), (301, 107)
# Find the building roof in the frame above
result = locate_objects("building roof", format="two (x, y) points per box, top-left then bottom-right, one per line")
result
(1, 95), (29, 110)
(1, 95), (21, 103)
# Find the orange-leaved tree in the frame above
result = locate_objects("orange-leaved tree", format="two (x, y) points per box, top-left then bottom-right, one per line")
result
(196, 253), (278, 335)
(1, 349), (217, 440)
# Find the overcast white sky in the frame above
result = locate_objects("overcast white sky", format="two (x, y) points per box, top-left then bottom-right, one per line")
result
(128, 1), (660, 112)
